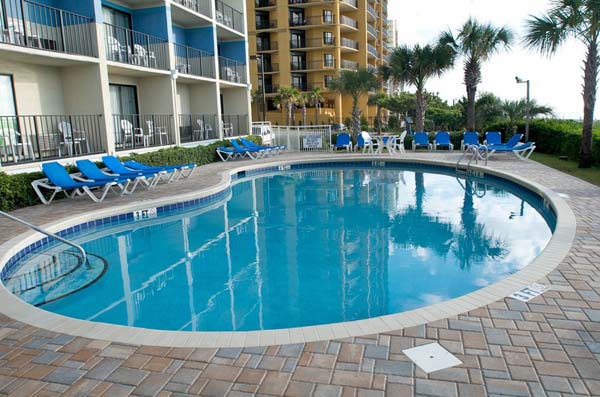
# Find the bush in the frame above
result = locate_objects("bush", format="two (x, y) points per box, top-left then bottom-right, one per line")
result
(0, 136), (263, 212)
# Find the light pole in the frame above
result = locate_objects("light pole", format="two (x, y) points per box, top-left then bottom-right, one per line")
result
(250, 54), (267, 122)
(515, 76), (530, 142)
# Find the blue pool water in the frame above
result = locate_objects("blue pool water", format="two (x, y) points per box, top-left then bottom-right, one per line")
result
(4, 166), (555, 332)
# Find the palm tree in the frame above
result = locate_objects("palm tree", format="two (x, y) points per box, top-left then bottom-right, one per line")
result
(382, 43), (455, 131)
(440, 18), (513, 132)
(251, 89), (264, 121)
(329, 69), (379, 136)
(296, 92), (310, 125)
(368, 92), (388, 133)
(524, 1), (598, 168)
(501, 99), (553, 134)
(274, 87), (299, 125)
(308, 87), (324, 125)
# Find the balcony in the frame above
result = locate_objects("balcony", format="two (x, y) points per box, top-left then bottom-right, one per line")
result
(222, 115), (249, 137)
(173, 0), (212, 19)
(0, 0), (96, 57)
(367, 3), (377, 19)
(215, 0), (244, 34)
(339, 0), (357, 8)
(257, 40), (277, 51)
(341, 59), (358, 70)
(256, 20), (277, 30)
(290, 37), (335, 49)
(219, 56), (247, 84)
(255, 0), (276, 8)
(0, 115), (104, 165)
(291, 59), (335, 71)
(104, 24), (169, 70)
(368, 43), (378, 57)
(289, 15), (334, 27)
(113, 114), (173, 151)
(367, 24), (377, 39)
(263, 84), (279, 94)
(260, 62), (279, 72)
(340, 16), (358, 30)
(174, 43), (215, 78)
(178, 114), (218, 143)
(340, 37), (358, 50)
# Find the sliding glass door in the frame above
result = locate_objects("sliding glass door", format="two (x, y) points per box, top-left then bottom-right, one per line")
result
(110, 84), (138, 148)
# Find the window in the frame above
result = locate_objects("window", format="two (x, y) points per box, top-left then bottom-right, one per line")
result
(324, 75), (333, 88)
(324, 54), (334, 67)
(257, 33), (271, 50)
(323, 32), (334, 45)
(0, 75), (17, 117)
(256, 11), (270, 29)
(291, 53), (305, 70)
(102, 7), (132, 29)
(289, 9), (304, 26)
(323, 10), (333, 24)
(292, 74), (307, 91)
(290, 31), (305, 48)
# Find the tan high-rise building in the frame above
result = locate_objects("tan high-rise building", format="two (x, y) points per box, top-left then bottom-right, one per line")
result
(247, 0), (389, 126)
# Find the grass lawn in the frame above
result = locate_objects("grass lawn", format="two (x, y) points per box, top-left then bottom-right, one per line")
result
(531, 153), (600, 187)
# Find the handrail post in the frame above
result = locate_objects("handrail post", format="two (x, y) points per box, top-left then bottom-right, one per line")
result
(19, 0), (27, 46)
(59, 9), (65, 52)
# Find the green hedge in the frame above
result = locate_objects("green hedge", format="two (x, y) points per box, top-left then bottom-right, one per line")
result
(0, 136), (262, 212)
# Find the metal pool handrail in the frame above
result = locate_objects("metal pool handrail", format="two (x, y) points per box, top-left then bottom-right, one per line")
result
(0, 210), (88, 267)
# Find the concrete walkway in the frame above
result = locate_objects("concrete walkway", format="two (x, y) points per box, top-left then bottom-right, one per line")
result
(0, 152), (599, 396)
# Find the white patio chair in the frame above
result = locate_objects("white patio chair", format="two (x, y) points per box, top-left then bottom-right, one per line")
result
(58, 121), (90, 156)
(134, 44), (157, 67)
(107, 36), (126, 62)
(120, 119), (144, 147)
(0, 127), (34, 162)
(146, 120), (168, 145)
(392, 130), (407, 154)
(222, 122), (233, 137)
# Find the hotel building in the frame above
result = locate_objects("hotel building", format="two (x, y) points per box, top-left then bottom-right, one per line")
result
(246, 0), (390, 126)
(0, 0), (251, 171)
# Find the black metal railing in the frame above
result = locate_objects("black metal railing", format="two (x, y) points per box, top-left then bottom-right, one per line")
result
(174, 43), (215, 78)
(178, 114), (218, 143)
(293, 59), (334, 70)
(255, 0), (276, 7)
(219, 56), (246, 83)
(0, 0), (96, 57)
(291, 60), (306, 70)
(113, 114), (173, 151)
(256, 19), (276, 30)
(0, 115), (103, 165)
(215, 0), (244, 33)
(222, 115), (249, 137)
(260, 62), (278, 72)
(290, 37), (333, 49)
(289, 15), (333, 27)
(263, 84), (279, 94)
(173, 0), (212, 19)
(104, 23), (169, 70)
(257, 39), (277, 51)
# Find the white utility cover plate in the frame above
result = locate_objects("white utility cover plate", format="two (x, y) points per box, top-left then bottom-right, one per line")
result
(402, 343), (462, 373)
(510, 283), (549, 302)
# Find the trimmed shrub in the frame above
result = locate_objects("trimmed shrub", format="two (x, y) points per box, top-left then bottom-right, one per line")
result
(0, 136), (263, 212)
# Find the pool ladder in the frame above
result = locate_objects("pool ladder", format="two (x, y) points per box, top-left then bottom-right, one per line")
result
(0, 210), (88, 267)
(456, 145), (488, 172)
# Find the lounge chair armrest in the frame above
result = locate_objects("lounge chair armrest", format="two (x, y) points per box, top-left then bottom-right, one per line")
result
(31, 178), (56, 190)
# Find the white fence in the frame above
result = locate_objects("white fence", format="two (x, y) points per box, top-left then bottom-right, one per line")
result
(270, 125), (333, 152)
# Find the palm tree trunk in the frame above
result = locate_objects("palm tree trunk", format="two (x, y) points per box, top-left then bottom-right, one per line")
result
(315, 103), (319, 125)
(287, 103), (292, 126)
(415, 89), (426, 131)
(580, 41), (598, 168)
(376, 105), (382, 134)
(302, 104), (307, 125)
(465, 60), (481, 131)
(352, 96), (361, 137)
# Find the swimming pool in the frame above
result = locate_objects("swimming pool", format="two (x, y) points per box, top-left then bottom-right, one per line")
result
(2, 163), (556, 333)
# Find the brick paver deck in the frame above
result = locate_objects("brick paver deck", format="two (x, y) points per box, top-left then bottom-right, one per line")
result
(0, 153), (599, 396)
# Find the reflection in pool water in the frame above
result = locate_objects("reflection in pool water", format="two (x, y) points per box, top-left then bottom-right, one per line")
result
(32, 168), (553, 331)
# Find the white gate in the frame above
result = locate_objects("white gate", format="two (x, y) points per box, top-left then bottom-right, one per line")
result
(271, 125), (332, 152)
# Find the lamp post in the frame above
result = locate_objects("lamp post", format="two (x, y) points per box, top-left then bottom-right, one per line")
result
(515, 76), (530, 142)
(250, 54), (267, 122)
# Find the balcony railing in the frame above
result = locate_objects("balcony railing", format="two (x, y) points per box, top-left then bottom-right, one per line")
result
(290, 37), (334, 49)
(341, 59), (358, 70)
(340, 37), (358, 49)
(215, 0), (244, 33)
(260, 62), (279, 72)
(367, 3), (377, 17)
(367, 24), (377, 38)
(104, 24), (169, 70)
(291, 60), (335, 70)
(255, 0), (276, 7)
(368, 43), (378, 57)
(174, 43), (215, 78)
(0, 115), (103, 165)
(257, 40), (277, 51)
(222, 115), (249, 137)
(256, 19), (277, 30)
(0, 0), (96, 57)
(340, 0), (357, 7)
(179, 114), (218, 143)
(263, 84), (279, 94)
(289, 15), (334, 27)
(173, 0), (212, 19)
(340, 15), (358, 29)
(113, 114), (173, 151)
(219, 56), (246, 83)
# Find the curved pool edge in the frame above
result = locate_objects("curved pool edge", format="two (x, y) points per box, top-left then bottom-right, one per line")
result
(0, 155), (577, 348)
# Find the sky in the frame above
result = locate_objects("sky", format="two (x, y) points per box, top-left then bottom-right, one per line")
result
(388, 0), (588, 119)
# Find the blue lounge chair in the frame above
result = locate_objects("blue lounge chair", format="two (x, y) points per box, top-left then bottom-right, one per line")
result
(240, 137), (285, 155)
(216, 146), (245, 161)
(230, 139), (263, 159)
(123, 159), (196, 181)
(487, 141), (536, 160)
(433, 131), (453, 151)
(484, 131), (502, 146)
(102, 156), (163, 187)
(412, 132), (432, 151)
(461, 131), (479, 151)
(76, 160), (143, 194)
(31, 162), (129, 205)
(331, 133), (352, 152)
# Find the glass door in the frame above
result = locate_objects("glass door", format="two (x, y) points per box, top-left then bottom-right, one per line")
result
(0, 74), (18, 160)
(110, 84), (139, 148)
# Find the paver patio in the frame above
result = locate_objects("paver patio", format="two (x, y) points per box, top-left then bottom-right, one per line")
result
(0, 152), (599, 396)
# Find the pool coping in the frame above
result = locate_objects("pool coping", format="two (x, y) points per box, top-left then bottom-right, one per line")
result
(0, 155), (577, 348)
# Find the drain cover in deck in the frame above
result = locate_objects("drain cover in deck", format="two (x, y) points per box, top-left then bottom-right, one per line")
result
(402, 343), (462, 373)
